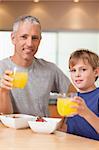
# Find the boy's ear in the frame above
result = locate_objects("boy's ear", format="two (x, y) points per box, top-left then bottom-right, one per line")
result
(94, 67), (99, 78)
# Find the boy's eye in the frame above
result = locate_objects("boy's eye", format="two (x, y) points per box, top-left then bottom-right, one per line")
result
(82, 68), (87, 71)
(70, 69), (76, 72)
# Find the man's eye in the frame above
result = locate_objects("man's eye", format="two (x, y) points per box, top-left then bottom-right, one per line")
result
(32, 36), (39, 40)
(21, 36), (27, 39)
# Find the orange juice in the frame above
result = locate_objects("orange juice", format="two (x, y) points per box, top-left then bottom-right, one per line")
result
(57, 97), (78, 117)
(10, 72), (28, 89)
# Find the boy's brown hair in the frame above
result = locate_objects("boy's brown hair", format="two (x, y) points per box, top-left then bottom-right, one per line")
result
(69, 49), (99, 81)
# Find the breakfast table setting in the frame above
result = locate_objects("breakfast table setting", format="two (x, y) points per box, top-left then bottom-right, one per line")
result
(0, 114), (98, 150)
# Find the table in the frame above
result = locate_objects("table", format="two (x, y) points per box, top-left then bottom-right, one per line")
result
(0, 123), (98, 150)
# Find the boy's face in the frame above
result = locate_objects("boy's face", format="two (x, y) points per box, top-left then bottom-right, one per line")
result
(70, 59), (98, 93)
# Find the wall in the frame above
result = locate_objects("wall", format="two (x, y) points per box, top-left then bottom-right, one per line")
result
(0, 1), (99, 31)
(0, 2), (98, 86)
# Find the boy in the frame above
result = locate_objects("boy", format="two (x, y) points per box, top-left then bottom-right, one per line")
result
(61, 49), (99, 140)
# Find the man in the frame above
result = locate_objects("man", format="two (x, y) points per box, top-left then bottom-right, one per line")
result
(0, 15), (75, 116)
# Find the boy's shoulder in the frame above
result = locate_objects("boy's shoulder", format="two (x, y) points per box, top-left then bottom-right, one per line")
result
(78, 88), (99, 99)
(95, 87), (99, 93)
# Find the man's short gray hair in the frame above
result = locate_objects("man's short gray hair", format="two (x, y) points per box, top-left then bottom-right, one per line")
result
(13, 15), (41, 33)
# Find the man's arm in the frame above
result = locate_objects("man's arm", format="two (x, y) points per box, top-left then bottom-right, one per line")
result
(0, 88), (13, 114)
(67, 83), (77, 94)
(0, 70), (13, 114)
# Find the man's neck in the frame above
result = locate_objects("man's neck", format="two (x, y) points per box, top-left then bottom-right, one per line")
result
(10, 55), (33, 67)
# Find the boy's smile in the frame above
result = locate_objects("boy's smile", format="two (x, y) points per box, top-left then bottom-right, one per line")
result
(75, 79), (83, 84)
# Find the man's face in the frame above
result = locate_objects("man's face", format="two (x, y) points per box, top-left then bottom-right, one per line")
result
(11, 21), (41, 62)
(70, 59), (98, 92)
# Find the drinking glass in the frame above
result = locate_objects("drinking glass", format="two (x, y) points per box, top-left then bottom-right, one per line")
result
(57, 93), (78, 117)
(10, 67), (28, 89)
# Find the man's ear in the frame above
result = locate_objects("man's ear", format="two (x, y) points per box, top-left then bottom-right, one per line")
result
(40, 35), (42, 40)
(11, 32), (16, 45)
(97, 67), (99, 76)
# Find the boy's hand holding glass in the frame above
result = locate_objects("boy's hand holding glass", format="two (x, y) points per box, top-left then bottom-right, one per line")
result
(57, 93), (78, 117)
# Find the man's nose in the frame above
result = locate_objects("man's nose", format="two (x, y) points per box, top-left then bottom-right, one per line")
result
(26, 37), (33, 46)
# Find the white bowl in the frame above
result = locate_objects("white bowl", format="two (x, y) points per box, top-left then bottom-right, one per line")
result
(0, 114), (36, 129)
(28, 117), (62, 134)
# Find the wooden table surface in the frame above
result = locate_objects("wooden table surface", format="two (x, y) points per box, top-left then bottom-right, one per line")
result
(0, 123), (98, 150)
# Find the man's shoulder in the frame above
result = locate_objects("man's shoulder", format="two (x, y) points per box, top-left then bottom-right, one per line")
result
(0, 57), (10, 66)
(0, 57), (10, 63)
(34, 58), (58, 69)
(0, 57), (10, 73)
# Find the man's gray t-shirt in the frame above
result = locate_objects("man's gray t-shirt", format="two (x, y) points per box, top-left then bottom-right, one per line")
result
(0, 57), (70, 116)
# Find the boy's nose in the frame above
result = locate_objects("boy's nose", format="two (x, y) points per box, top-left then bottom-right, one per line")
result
(75, 70), (81, 77)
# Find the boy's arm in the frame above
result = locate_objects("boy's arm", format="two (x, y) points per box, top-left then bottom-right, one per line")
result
(57, 117), (67, 132)
(84, 109), (99, 134)
(73, 96), (99, 134)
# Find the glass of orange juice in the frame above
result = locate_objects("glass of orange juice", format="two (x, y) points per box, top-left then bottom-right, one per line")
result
(57, 93), (78, 117)
(10, 67), (28, 89)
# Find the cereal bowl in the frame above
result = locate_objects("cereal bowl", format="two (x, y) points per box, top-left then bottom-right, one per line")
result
(0, 114), (36, 129)
(28, 117), (62, 134)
